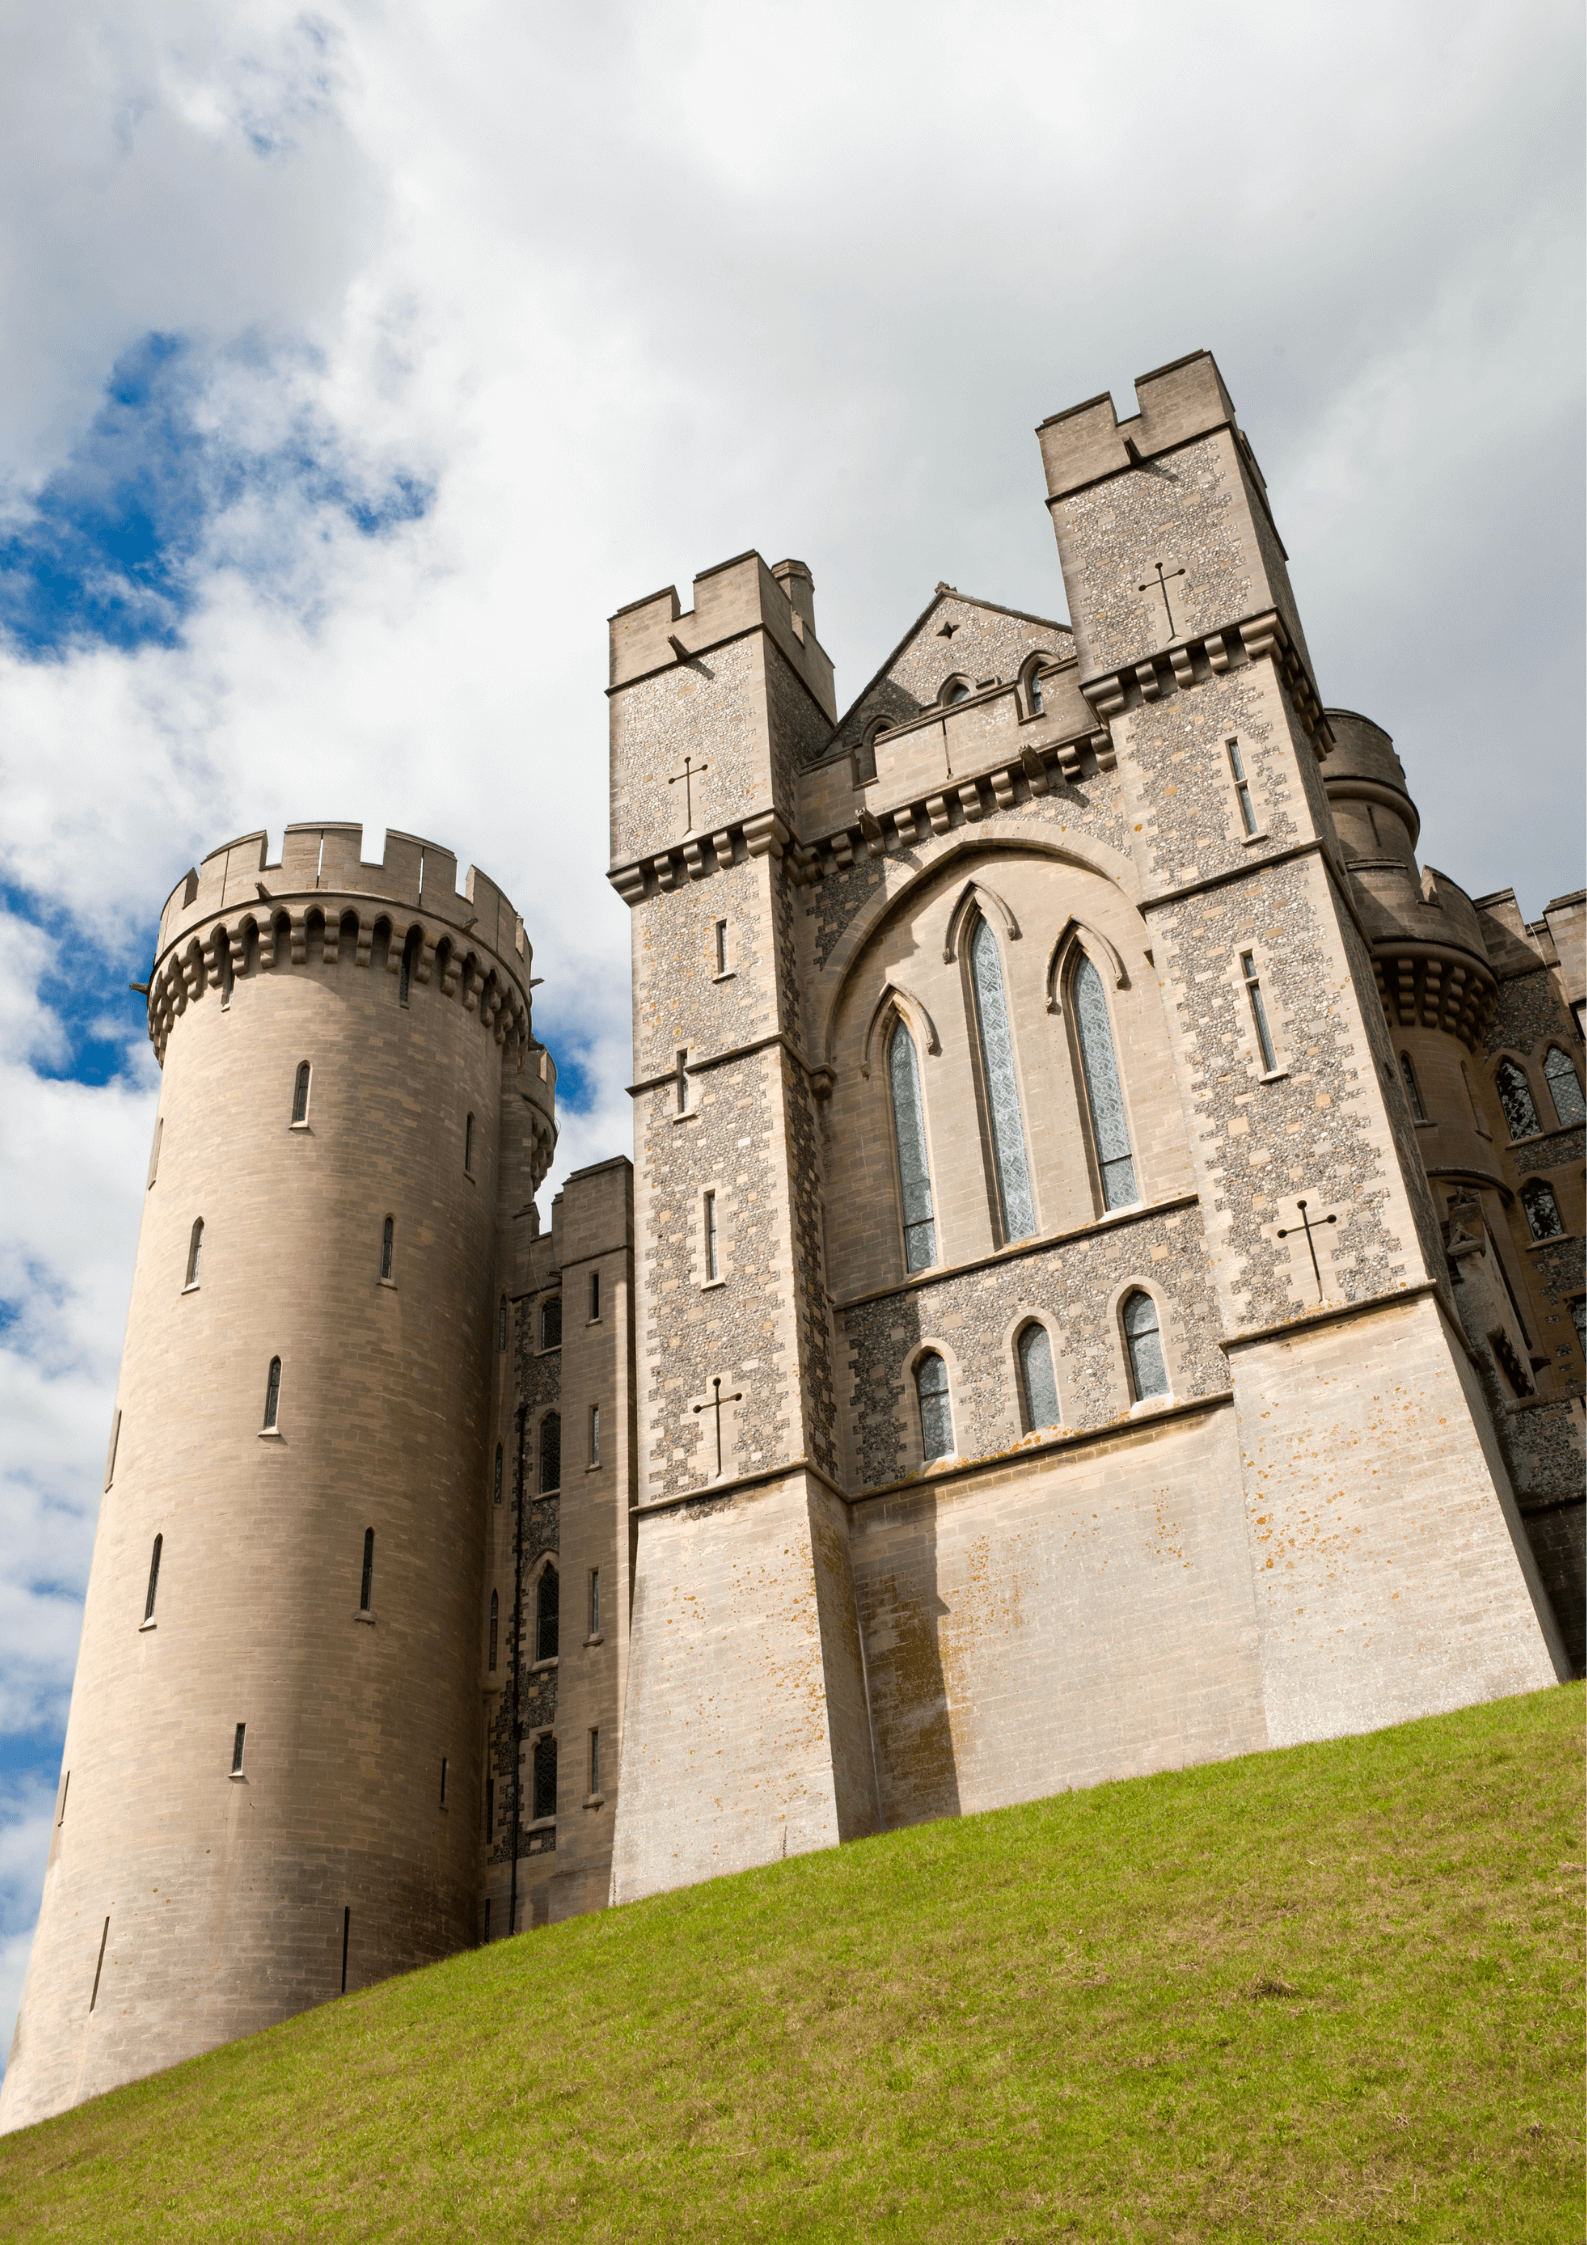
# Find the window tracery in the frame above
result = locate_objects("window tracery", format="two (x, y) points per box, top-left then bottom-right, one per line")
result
(1543, 1045), (1584, 1127)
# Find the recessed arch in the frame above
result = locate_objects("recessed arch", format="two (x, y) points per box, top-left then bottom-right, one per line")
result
(860, 981), (941, 1078)
(1045, 916), (1131, 1013)
(942, 877), (1021, 965)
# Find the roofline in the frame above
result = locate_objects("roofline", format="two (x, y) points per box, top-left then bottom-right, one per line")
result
(823, 586), (1071, 749)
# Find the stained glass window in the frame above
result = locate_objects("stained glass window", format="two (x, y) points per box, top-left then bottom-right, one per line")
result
(1521, 1181), (1564, 1241)
(888, 1022), (937, 1272)
(1543, 1046), (1584, 1127)
(970, 919), (1036, 1242)
(1073, 956), (1138, 1210)
(1495, 1060), (1540, 1141)
(916, 1351), (953, 1462)
(1018, 1324), (1060, 1432)
(1123, 1290), (1168, 1400)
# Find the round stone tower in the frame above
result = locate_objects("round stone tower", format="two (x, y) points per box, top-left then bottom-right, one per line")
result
(0, 821), (555, 2131)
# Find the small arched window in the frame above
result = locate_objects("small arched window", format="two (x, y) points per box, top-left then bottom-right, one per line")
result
(888, 1020), (937, 1273)
(1024, 660), (1045, 718)
(493, 1443), (503, 1506)
(380, 1217), (395, 1281)
(539, 1410), (561, 1493)
(1017, 1324), (1060, 1433)
(291, 1062), (311, 1125)
(464, 1113), (475, 1173)
(537, 1563), (560, 1662)
(185, 1218), (204, 1287)
(488, 1589), (498, 1671)
(1521, 1180), (1565, 1241)
(143, 1534), (163, 1623)
(1543, 1045), (1585, 1127)
(969, 919), (1036, 1242)
(532, 1733), (558, 1822)
(1495, 1059), (1540, 1141)
(541, 1297), (562, 1351)
(399, 926), (421, 1006)
(498, 1294), (508, 1351)
(262, 1357), (282, 1430)
(359, 1528), (374, 1613)
(943, 677), (971, 706)
(1399, 1051), (1428, 1123)
(853, 728), (878, 786)
(915, 1351), (953, 1463)
(1073, 955), (1137, 1210)
(1123, 1291), (1168, 1401)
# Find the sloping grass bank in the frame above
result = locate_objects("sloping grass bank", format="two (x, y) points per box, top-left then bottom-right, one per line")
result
(2, 1685), (1581, 2243)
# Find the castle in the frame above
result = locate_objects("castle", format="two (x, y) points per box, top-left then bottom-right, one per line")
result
(3, 349), (1582, 2133)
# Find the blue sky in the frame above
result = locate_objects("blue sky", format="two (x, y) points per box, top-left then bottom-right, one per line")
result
(0, 0), (1581, 2086)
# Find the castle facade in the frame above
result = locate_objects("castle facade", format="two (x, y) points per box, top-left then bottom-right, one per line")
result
(4, 350), (1581, 2132)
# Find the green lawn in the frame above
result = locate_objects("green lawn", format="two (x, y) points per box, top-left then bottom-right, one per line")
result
(3, 1686), (1582, 2243)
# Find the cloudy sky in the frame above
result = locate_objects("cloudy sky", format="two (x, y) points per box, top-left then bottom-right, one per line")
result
(0, 0), (1581, 2068)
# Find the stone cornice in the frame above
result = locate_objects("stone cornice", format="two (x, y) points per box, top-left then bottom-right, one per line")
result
(627, 1029), (830, 1099)
(1079, 607), (1332, 759)
(1218, 1280), (1441, 1354)
(831, 1191), (1201, 1313)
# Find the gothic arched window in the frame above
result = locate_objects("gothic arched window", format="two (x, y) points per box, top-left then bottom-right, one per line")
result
(1123, 1290), (1168, 1401)
(1495, 1059), (1540, 1141)
(1521, 1180), (1564, 1241)
(943, 677), (971, 706)
(1072, 955), (1138, 1210)
(915, 1351), (954, 1463)
(1543, 1045), (1585, 1127)
(532, 1733), (558, 1822)
(185, 1218), (204, 1287)
(538, 1411), (561, 1494)
(536, 1564), (560, 1662)
(1017, 1323), (1060, 1433)
(969, 919), (1036, 1242)
(1023, 657), (1045, 717)
(888, 1019), (937, 1272)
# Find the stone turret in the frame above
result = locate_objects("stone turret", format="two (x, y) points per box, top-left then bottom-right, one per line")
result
(0, 824), (552, 2132)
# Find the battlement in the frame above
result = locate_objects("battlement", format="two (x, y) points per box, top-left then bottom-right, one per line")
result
(156, 823), (527, 970)
(1037, 349), (1240, 499)
(608, 549), (836, 719)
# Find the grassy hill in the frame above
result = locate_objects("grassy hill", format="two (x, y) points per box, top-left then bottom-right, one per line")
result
(2, 1685), (1581, 2243)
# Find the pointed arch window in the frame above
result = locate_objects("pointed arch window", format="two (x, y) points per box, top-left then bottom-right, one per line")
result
(1399, 1051), (1428, 1123)
(1072, 955), (1138, 1210)
(1521, 1180), (1564, 1241)
(488, 1589), (498, 1671)
(537, 1564), (560, 1661)
(143, 1534), (163, 1623)
(943, 677), (971, 706)
(291, 1062), (311, 1125)
(1543, 1045), (1585, 1127)
(969, 919), (1036, 1241)
(185, 1218), (204, 1287)
(532, 1733), (557, 1822)
(380, 1217), (395, 1280)
(888, 1020), (937, 1272)
(1017, 1323), (1060, 1432)
(915, 1351), (954, 1463)
(1123, 1291), (1168, 1401)
(1025, 660), (1045, 717)
(1495, 1059), (1540, 1140)
(538, 1410), (561, 1494)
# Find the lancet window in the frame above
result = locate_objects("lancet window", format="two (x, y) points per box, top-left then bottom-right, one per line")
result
(1072, 955), (1138, 1210)
(291, 1062), (311, 1125)
(1017, 1323), (1060, 1433)
(968, 919), (1036, 1242)
(1543, 1045), (1585, 1126)
(1521, 1180), (1564, 1242)
(1495, 1059), (1540, 1141)
(915, 1351), (954, 1463)
(888, 1020), (937, 1272)
(1123, 1291), (1168, 1401)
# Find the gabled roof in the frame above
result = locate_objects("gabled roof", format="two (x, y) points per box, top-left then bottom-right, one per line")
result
(816, 585), (1072, 763)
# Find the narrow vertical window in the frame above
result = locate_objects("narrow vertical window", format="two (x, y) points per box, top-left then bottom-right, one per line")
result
(493, 1443), (503, 1506)
(1123, 1291), (1169, 1401)
(1017, 1324), (1061, 1432)
(704, 1190), (720, 1281)
(464, 1113), (475, 1172)
(143, 1534), (163, 1623)
(219, 942), (234, 1009)
(485, 1778), (495, 1842)
(399, 926), (419, 1005)
(291, 1062), (311, 1124)
(969, 920), (1037, 1242)
(184, 1219), (204, 1288)
(541, 1298), (562, 1350)
(498, 1294), (508, 1350)
(537, 1564), (560, 1661)
(231, 1722), (246, 1774)
(147, 1113), (163, 1189)
(853, 730), (878, 785)
(380, 1217), (395, 1280)
(1521, 1181), (1565, 1241)
(1495, 1060), (1540, 1140)
(888, 1022), (937, 1272)
(1240, 953), (1277, 1073)
(262, 1357), (282, 1430)
(57, 1771), (69, 1825)
(589, 1729), (601, 1796)
(104, 1409), (121, 1492)
(1366, 803), (1383, 848)
(1399, 1052), (1428, 1123)
(488, 1589), (498, 1671)
(89, 1916), (110, 2013)
(675, 1048), (690, 1114)
(588, 1569), (600, 1637)
(532, 1734), (558, 1822)
(589, 1404), (600, 1468)
(915, 1351), (953, 1463)
(1573, 1300), (1586, 1360)
(359, 1528), (374, 1613)
(1543, 1045), (1585, 1126)
(439, 1756), (448, 1807)
(341, 1907), (350, 1994)
(589, 1271), (601, 1320)
(539, 1410), (561, 1492)
(1073, 956), (1138, 1210)
(714, 919), (729, 975)
(1026, 661), (1045, 717)
(1226, 739), (1257, 835)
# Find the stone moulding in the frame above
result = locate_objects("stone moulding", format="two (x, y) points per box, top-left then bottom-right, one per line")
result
(831, 1190), (1202, 1314)
(1081, 607), (1333, 756)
